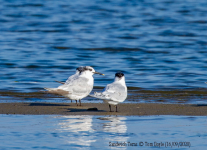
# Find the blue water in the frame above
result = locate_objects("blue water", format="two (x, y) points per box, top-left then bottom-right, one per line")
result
(0, 115), (206, 149)
(0, 0), (207, 90)
(0, 0), (207, 103)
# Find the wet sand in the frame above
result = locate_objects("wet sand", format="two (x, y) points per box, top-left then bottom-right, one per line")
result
(0, 102), (207, 116)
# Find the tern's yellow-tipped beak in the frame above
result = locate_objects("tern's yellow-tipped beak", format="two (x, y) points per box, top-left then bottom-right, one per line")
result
(94, 72), (104, 75)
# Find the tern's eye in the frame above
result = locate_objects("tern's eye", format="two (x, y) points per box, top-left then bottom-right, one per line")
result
(89, 69), (92, 71)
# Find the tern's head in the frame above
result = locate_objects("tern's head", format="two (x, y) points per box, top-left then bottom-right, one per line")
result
(115, 72), (125, 82)
(81, 66), (104, 76)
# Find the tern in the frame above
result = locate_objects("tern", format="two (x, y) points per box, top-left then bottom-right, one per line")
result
(45, 66), (104, 106)
(90, 72), (127, 112)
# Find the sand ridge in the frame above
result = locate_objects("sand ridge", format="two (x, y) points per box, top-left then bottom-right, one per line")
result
(0, 102), (207, 116)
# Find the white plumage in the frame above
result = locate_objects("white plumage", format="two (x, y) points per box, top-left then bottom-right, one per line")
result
(90, 72), (127, 112)
(65, 66), (84, 85)
(55, 66), (84, 85)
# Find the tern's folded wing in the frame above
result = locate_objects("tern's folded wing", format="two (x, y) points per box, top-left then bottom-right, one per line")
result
(91, 83), (127, 102)
(65, 74), (77, 85)
(58, 77), (93, 96)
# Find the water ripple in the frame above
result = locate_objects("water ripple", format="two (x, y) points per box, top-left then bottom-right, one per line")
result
(0, 0), (207, 103)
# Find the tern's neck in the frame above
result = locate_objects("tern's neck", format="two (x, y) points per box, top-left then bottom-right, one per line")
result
(114, 76), (126, 86)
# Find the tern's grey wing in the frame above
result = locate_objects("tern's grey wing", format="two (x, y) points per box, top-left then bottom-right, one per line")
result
(65, 74), (77, 84)
(91, 83), (127, 102)
(103, 83), (127, 101)
(59, 77), (93, 96)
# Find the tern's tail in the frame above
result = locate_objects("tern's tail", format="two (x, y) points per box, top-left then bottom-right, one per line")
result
(44, 88), (70, 96)
(55, 80), (65, 84)
(89, 92), (100, 97)
(89, 92), (109, 100)
(44, 88), (57, 91)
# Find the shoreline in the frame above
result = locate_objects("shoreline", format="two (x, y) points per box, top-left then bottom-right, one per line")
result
(0, 102), (207, 116)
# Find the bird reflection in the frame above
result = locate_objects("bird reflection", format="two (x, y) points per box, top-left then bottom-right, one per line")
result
(55, 116), (129, 149)
(96, 116), (129, 149)
(56, 116), (95, 147)
(99, 117), (127, 133)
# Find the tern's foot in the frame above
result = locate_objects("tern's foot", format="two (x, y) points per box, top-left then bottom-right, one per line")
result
(76, 104), (82, 106)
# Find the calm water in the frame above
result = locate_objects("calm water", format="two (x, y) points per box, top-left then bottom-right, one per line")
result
(0, 115), (206, 149)
(0, 0), (207, 103)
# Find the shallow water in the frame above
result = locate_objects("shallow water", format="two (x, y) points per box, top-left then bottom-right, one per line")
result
(0, 0), (207, 103)
(0, 115), (206, 149)
(1, 88), (207, 104)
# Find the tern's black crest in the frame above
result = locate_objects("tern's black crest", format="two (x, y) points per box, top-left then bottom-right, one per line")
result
(84, 66), (93, 71)
(115, 72), (124, 78)
(76, 66), (84, 72)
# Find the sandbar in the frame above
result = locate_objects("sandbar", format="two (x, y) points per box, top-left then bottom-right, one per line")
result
(0, 102), (207, 116)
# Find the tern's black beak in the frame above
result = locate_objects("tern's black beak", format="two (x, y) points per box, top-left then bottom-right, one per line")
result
(93, 72), (104, 75)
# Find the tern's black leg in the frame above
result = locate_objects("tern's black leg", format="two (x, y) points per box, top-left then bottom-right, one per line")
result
(76, 100), (78, 106)
(109, 104), (112, 112)
(115, 105), (117, 112)
(79, 100), (82, 106)
(71, 100), (72, 103)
